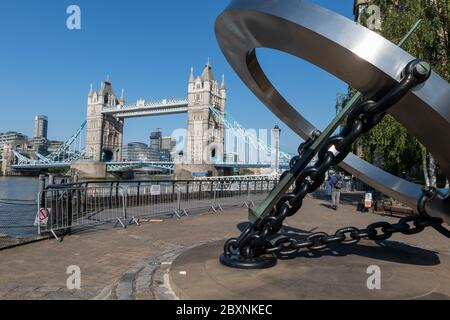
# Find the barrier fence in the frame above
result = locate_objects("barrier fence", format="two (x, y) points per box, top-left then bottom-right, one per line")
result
(0, 177), (371, 249)
(33, 179), (278, 240)
(37, 185), (127, 240)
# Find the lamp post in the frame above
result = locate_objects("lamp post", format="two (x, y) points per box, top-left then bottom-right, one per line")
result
(272, 125), (281, 175)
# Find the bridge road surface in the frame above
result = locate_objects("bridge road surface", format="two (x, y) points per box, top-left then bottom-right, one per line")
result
(0, 197), (449, 300)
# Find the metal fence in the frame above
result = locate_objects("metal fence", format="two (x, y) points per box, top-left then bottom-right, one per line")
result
(37, 185), (127, 240)
(0, 176), (372, 249)
(32, 179), (278, 241)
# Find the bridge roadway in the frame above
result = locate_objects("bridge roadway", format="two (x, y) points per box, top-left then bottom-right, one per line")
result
(101, 98), (189, 118)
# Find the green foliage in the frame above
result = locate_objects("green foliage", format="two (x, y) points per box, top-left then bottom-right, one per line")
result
(338, 0), (449, 178)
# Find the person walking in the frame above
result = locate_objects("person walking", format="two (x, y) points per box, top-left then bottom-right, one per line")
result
(330, 172), (343, 210)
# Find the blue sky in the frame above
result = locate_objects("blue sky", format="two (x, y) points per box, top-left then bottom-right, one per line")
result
(0, 0), (354, 154)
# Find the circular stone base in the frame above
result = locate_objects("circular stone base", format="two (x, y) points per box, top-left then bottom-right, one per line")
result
(169, 240), (450, 300)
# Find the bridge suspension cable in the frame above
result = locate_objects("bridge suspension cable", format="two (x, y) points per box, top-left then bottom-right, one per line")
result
(46, 121), (87, 162)
(208, 105), (293, 163)
(11, 121), (87, 167)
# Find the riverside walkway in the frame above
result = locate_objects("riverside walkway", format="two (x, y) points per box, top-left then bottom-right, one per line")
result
(0, 197), (449, 300)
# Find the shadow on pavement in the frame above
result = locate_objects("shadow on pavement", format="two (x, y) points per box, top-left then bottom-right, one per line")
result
(320, 203), (336, 210)
(236, 222), (440, 266)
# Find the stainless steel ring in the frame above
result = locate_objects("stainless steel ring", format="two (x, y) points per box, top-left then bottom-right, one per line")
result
(215, 0), (450, 222)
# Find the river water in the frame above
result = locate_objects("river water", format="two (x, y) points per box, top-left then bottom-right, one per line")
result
(0, 177), (40, 238)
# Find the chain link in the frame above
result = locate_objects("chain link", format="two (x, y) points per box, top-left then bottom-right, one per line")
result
(222, 59), (444, 262)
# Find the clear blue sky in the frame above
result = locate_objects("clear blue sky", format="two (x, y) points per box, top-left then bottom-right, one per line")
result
(0, 0), (354, 154)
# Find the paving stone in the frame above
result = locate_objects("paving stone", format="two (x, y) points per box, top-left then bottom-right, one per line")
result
(44, 290), (76, 300)
(35, 286), (64, 293)
(115, 273), (135, 300)
(135, 264), (159, 300)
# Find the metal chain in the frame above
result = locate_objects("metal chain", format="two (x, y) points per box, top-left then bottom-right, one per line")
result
(223, 59), (444, 261)
(263, 214), (444, 258)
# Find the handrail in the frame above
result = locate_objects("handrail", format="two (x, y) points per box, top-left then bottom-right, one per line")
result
(46, 178), (280, 190)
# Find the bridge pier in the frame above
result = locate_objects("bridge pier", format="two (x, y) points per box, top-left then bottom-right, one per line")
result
(71, 160), (110, 179)
(174, 164), (219, 180)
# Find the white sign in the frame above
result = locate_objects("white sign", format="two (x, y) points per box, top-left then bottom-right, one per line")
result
(151, 185), (161, 196)
(34, 208), (50, 227)
(364, 193), (373, 208)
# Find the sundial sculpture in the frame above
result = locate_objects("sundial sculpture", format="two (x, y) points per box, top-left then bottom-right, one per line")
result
(215, 0), (450, 269)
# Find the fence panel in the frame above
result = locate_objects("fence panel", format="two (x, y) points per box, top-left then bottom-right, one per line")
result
(125, 182), (177, 221)
(212, 181), (248, 210)
(176, 181), (215, 214)
(248, 180), (277, 205)
(37, 186), (126, 238)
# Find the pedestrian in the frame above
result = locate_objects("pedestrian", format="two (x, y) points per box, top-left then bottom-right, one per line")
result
(325, 171), (333, 196)
(330, 172), (343, 210)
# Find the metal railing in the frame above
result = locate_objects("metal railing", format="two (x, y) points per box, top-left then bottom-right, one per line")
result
(37, 185), (127, 240)
(0, 177), (375, 249)
(34, 179), (278, 240)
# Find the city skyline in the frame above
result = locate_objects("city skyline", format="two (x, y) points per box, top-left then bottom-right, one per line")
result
(0, 0), (354, 154)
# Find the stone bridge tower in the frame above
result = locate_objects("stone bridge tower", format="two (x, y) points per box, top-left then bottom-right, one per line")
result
(178, 59), (226, 177)
(85, 80), (124, 162)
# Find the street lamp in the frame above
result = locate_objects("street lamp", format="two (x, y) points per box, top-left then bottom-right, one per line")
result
(272, 125), (281, 175)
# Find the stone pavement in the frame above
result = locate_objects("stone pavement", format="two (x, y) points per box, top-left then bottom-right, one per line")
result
(0, 197), (449, 300)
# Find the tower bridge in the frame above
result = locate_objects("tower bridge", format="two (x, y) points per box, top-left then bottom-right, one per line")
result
(102, 98), (189, 118)
(5, 59), (291, 178)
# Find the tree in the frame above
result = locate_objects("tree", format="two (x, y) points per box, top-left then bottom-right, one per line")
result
(346, 0), (450, 186)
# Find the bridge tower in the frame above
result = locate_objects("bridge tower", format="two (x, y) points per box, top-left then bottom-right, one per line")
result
(187, 59), (226, 165)
(179, 59), (226, 177)
(85, 80), (124, 162)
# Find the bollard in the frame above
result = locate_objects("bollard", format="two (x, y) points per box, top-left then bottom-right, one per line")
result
(38, 174), (46, 208)
(66, 190), (73, 234)
(137, 182), (141, 206)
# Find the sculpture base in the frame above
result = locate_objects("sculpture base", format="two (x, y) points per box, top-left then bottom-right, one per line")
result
(220, 253), (277, 269)
(169, 240), (450, 300)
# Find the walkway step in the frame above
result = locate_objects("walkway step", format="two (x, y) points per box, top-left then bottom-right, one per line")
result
(102, 239), (221, 300)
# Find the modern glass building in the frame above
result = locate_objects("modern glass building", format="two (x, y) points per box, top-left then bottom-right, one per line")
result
(149, 130), (162, 151)
(123, 142), (160, 162)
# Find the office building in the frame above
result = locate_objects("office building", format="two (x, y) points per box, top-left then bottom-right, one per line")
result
(161, 136), (176, 151)
(150, 130), (162, 151)
(34, 115), (48, 139)
(0, 131), (28, 152)
(123, 142), (161, 162)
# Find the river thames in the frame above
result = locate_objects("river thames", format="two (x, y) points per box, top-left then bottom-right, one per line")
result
(0, 177), (40, 238)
